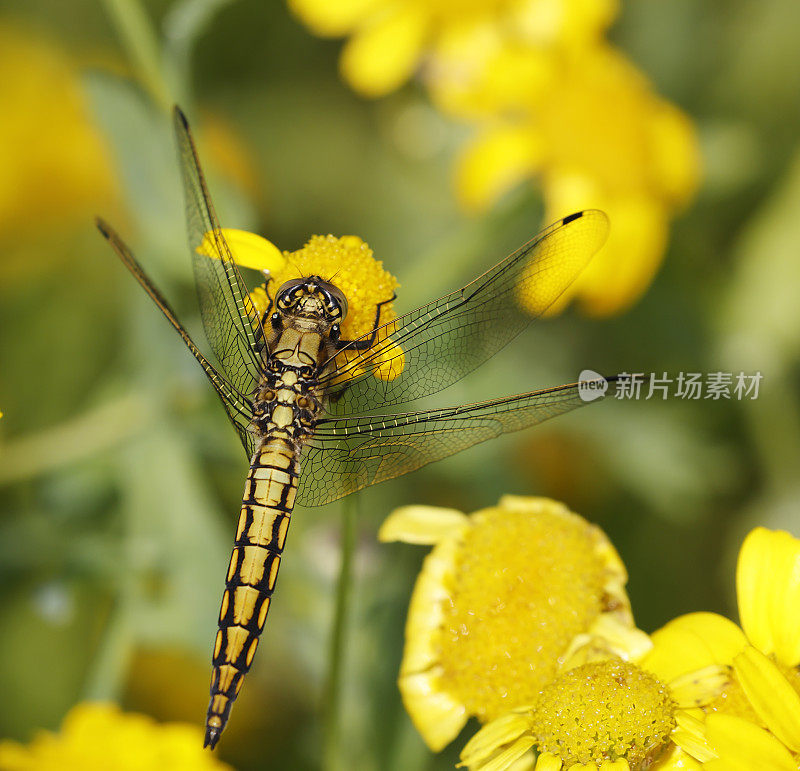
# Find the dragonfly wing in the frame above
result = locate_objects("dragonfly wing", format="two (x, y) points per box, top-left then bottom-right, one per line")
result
(97, 218), (256, 456)
(297, 379), (609, 506)
(174, 107), (263, 401)
(320, 210), (609, 414)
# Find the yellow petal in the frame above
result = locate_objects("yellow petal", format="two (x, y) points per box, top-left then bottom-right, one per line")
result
(378, 505), (468, 545)
(455, 123), (544, 213)
(572, 196), (668, 318)
(534, 753), (563, 771)
(648, 745), (702, 770)
(460, 712), (531, 767)
(644, 613), (747, 682)
(196, 228), (285, 272)
(560, 613), (652, 671)
(704, 713), (796, 771)
(497, 495), (567, 513)
(516, 208), (610, 317)
(249, 285), (270, 318)
(600, 759), (629, 770)
(672, 711), (716, 763)
(648, 99), (701, 208)
(506, 750), (535, 771)
(732, 645), (800, 751)
(399, 668), (468, 751)
(669, 664), (730, 709)
(737, 527), (800, 666)
(737, 527), (778, 656)
(399, 536), (461, 678)
(458, 736), (534, 771)
(340, 6), (428, 97)
(288, 0), (385, 36)
(702, 761), (745, 771)
(476, 736), (536, 771)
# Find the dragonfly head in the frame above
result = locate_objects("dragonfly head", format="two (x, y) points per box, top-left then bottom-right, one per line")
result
(275, 276), (349, 323)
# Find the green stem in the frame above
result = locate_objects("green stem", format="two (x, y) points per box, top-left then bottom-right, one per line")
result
(323, 495), (359, 771)
(0, 394), (147, 485)
(101, 0), (171, 111)
(82, 590), (135, 700)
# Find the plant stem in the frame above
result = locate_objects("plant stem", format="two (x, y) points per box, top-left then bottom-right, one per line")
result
(323, 495), (359, 771)
(0, 394), (147, 485)
(101, 0), (171, 111)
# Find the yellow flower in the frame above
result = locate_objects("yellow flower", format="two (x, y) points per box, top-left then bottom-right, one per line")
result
(453, 43), (701, 316)
(642, 527), (800, 769)
(0, 25), (114, 241)
(379, 496), (651, 751)
(197, 229), (403, 380)
(459, 657), (727, 771)
(0, 702), (232, 770)
(287, 0), (617, 98)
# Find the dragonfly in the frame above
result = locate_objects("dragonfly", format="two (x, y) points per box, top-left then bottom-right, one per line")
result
(97, 107), (614, 750)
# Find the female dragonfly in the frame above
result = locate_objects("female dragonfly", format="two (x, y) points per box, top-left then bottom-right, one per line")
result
(97, 108), (612, 750)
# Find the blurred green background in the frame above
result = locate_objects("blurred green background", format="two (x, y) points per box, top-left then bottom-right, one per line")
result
(1, 0), (800, 768)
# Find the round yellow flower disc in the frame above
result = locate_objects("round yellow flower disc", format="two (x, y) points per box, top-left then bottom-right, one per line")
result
(438, 506), (607, 721)
(530, 659), (676, 768)
(268, 234), (399, 341)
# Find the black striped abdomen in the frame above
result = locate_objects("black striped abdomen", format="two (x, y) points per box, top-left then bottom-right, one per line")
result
(204, 436), (299, 749)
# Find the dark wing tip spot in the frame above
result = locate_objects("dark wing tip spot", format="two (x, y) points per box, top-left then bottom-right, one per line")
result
(173, 105), (190, 128)
(95, 217), (111, 239)
(561, 211), (584, 225)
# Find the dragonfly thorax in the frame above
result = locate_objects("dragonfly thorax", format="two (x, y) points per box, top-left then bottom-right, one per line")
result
(275, 275), (348, 323)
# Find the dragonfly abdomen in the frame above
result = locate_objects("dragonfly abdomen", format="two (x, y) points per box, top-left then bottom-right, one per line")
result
(205, 435), (299, 749)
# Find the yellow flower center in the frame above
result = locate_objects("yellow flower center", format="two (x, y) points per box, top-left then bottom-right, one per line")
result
(437, 506), (606, 721)
(530, 659), (676, 769)
(265, 234), (399, 342)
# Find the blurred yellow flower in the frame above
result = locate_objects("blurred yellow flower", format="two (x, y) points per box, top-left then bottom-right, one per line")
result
(379, 496), (650, 751)
(0, 702), (233, 770)
(287, 0), (617, 98)
(453, 44), (700, 316)
(0, 25), (114, 241)
(643, 527), (800, 769)
(459, 657), (727, 771)
(197, 229), (403, 379)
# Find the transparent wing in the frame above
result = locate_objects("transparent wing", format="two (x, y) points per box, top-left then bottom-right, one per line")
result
(96, 218), (256, 456)
(320, 210), (609, 414)
(297, 378), (612, 507)
(174, 107), (263, 400)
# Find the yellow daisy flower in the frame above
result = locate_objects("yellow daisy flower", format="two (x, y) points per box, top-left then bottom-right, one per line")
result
(0, 24), (114, 242)
(642, 527), (800, 769)
(0, 702), (232, 770)
(453, 43), (700, 316)
(459, 656), (728, 771)
(287, 0), (617, 98)
(197, 229), (403, 379)
(379, 496), (651, 751)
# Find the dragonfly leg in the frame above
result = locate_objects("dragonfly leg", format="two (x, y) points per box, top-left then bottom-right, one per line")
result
(336, 292), (396, 351)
